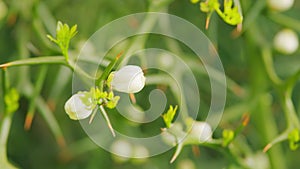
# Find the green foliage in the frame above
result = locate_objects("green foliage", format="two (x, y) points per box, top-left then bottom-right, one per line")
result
(1, 0), (300, 169)
(222, 0), (243, 25)
(195, 0), (243, 28)
(162, 105), (178, 128)
(82, 87), (120, 109)
(47, 21), (78, 61)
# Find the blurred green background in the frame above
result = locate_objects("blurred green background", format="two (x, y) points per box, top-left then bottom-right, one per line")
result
(1, 0), (300, 169)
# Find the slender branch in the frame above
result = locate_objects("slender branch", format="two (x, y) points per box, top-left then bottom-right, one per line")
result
(268, 12), (300, 33)
(24, 65), (48, 130)
(261, 47), (282, 86)
(0, 116), (14, 166)
(0, 56), (67, 69)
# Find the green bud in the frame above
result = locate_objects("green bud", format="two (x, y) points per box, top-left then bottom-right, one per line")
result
(4, 88), (20, 115)
(288, 129), (300, 151)
(222, 129), (235, 147)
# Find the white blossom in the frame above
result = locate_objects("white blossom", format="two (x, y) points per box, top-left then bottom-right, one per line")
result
(64, 92), (94, 120)
(111, 65), (146, 93)
(274, 29), (299, 54)
(185, 121), (213, 143)
(267, 0), (294, 11)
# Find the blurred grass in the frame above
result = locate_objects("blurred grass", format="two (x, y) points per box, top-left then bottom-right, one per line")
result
(0, 0), (300, 169)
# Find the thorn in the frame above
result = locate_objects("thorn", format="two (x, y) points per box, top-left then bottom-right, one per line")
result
(170, 142), (183, 163)
(231, 23), (243, 38)
(205, 17), (211, 30)
(57, 136), (66, 148)
(192, 146), (200, 157)
(157, 85), (167, 92)
(160, 128), (167, 132)
(116, 51), (124, 60)
(263, 143), (272, 153)
(129, 93), (136, 104)
(0, 63), (9, 69)
(24, 113), (34, 130)
(242, 113), (250, 126)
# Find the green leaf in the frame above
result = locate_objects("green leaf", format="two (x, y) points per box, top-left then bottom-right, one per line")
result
(162, 105), (178, 128)
(222, 0), (243, 25)
(4, 88), (20, 115)
(106, 72), (114, 88)
(47, 21), (78, 61)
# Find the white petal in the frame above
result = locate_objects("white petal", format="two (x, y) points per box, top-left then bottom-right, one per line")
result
(186, 122), (212, 143)
(111, 65), (146, 93)
(64, 93), (94, 120)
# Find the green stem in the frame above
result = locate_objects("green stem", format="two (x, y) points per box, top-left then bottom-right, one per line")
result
(285, 69), (300, 97)
(267, 12), (300, 33)
(22, 82), (66, 147)
(96, 54), (120, 91)
(24, 65), (48, 130)
(0, 56), (95, 80)
(0, 69), (17, 169)
(282, 93), (300, 129)
(241, 0), (266, 33)
(0, 115), (12, 162)
(246, 28), (286, 169)
(0, 56), (68, 69)
(261, 47), (282, 86)
(0, 115), (17, 169)
(261, 46), (300, 130)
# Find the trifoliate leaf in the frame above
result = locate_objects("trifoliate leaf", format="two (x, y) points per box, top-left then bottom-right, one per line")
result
(47, 21), (77, 60)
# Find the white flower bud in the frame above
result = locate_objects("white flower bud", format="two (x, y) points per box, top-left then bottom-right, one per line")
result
(176, 159), (196, 169)
(274, 29), (299, 54)
(185, 121), (213, 144)
(267, 0), (294, 11)
(244, 152), (270, 169)
(111, 65), (146, 93)
(131, 145), (149, 164)
(64, 92), (94, 120)
(0, 1), (7, 20)
(110, 140), (133, 163)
